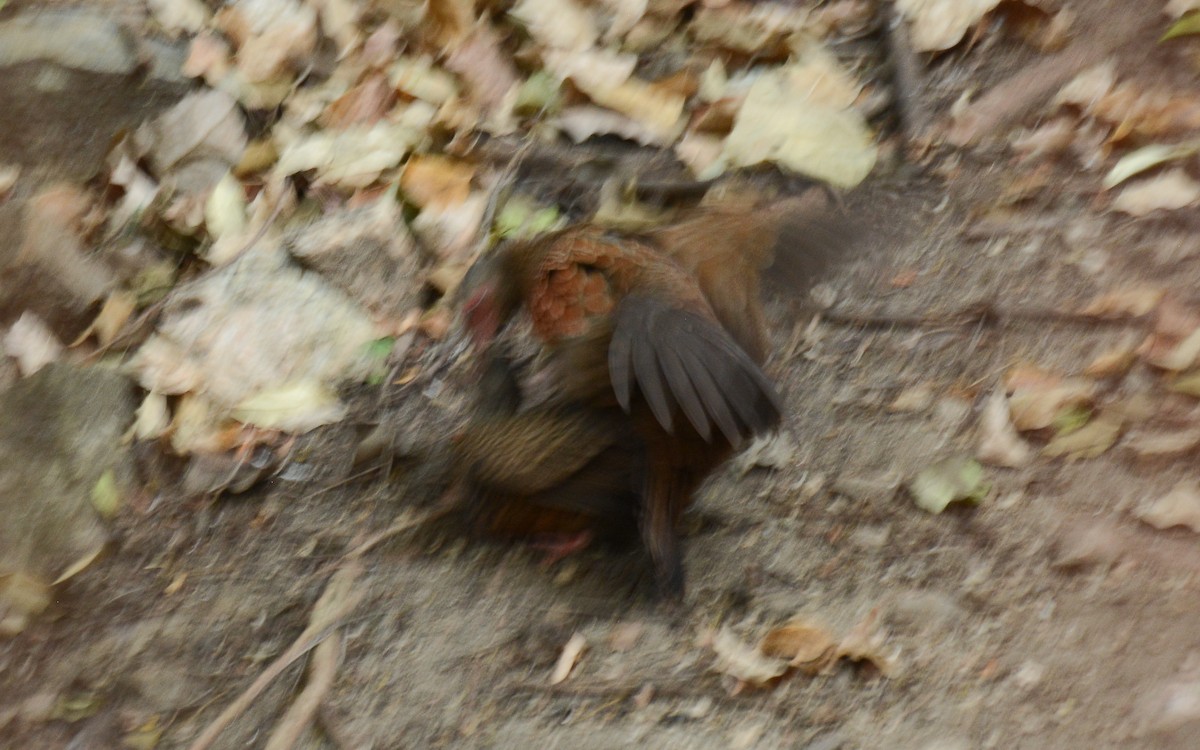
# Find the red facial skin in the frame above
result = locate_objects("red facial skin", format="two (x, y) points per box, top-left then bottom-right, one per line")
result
(463, 282), (500, 348)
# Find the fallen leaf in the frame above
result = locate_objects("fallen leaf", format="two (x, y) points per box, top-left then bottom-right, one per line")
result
(716, 54), (876, 186)
(888, 384), (935, 413)
(1126, 427), (1200, 459)
(1007, 372), (1095, 431)
(274, 117), (430, 188)
(0, 164), (19, 197)
(1163, 11), (1200, 40)
(494, 195), (565, 239)
(711, 628), (789, 686)
(1103, 142), (1200, 189)
(1136, 482), (1200, 533)
(734, 432), (798, 476)
(1084, 339), (1139, 378)
(133, 392), (171, 441)
(1054, 61), (1117, 109)
(511, 0), (599, 51)
(550, 632), (588, 684)
(218, 0), (317, 83)
(977, 388), (1033, 468)
(232, 380), (347, 432)
(1112, 168), (1200, 216)
(909, 456), (989, 514)
(1079, 286), (1165, 318)
(400, 155), (476, 210)
(147, 0), (211, 36)
(90, 469), (121, 519)
(1042, 410), (1123, 460)
(835, 608), (896, 677)
(759, 620), (837, 672)
(322, 71), (396, 128)
(895, 0), (1002, 52)
(3, 313), (64, 376)
(0, 572), (52, 637)
(1171, 370), (1200, 397)
(74, 291), (137, 348)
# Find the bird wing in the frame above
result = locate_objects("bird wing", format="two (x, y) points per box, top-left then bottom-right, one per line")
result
(607, 294), (782, 445)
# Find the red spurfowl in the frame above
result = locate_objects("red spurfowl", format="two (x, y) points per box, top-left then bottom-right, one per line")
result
(458, 193), (848, 597)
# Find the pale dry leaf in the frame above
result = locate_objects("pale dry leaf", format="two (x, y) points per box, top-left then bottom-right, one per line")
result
(410, 192), (488, 261)
(711, 628), (789, 686)
(557, 106), (669, 146)
(1138, 298), (1200, 370)
(1009, 117), (1077, 161)
(888, 384), (935, 413)
(310, 0), (361, 56)
(204, 170), (247, 243)
(445, 26), (522, 125)
(1079, 286), (1165, 318)
(0, 164), (19, 196)
(1111, 168), (1200, 216)
(690, 2), (812, 54)
(674, 132), (724, 175)
(1007, 375), (1095, 431)
(135, 88), (247, 176)
(0, 572), (52, 637)
(147, 0), (211, 35)
(1042, 410), (1123, 460)
(1126, 427), (1200, 459)
(836, 608), (896, 677)
(1083, 339), (1139, 378)
(977, 388), (1032, 468)
(1136, 482), (1200, 533)
(219, 0), (318, 83)
(182, 32), (233, 84)
(717, 57), (876, 186)
(133, 392), (171, 441)
(1103, 142), (1200, 190)
(169, 393), (231, 454)
(597, 0), (649, 40)
(1167, 0), (1200, 18)
(52, 545), (105, 586)
(275, 118), (429, 188)
(1053, 60), (1116, 109)
(909, 455), (989, 514)
(389, 56), (460, 105)
(232, 380), (347, 432)
(3, 313), (64, 376)
(895, 0), (1001, 52)
(550, 632), (588, 685)
(511, 0), (598, 51)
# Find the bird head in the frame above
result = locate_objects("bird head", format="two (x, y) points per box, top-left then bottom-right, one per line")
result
(458, 248), (521, 348)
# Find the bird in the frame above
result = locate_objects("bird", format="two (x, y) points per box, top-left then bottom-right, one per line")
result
(458, 190), (851, 597)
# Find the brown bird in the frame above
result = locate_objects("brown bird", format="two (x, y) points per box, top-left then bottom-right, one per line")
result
(459, 192), (849, 597)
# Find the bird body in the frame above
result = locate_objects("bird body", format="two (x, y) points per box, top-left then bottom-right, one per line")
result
(458, 192), (847, 597)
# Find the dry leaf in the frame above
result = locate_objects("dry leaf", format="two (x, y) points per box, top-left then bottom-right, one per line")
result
(711, 628), (789, 687)
(147, 0), (212, 36)
(1112, 168), (1200, 216)
(1006, 371), (1095, 431)
(3, 313), (64, 376)
(74, 291), (137, 348)
(275, 117), (430, 188)
(977, 388), (1032, 468)
(1136, 482), (1200, 533)
(895, 0), (1001, 52)
(1126, 427), (1200, 459)
(0, 572), (52, 637)
(232, 380), (346, 432)
(1079, 287), (1165, 318)
(511, 0), (598, 51)
(322, 71), (396, 128)
(1042, 410), (1123, 460)
(218, 0), (318, 83)
(0, 164), (19, 197)
(759, 620), (837, 672)
(835, 608), (896, 677)
(716, 54), (875, 186)
(400, 156), (476, 210)
(133, 392), (171, 441)
(550, 632), (588, 684)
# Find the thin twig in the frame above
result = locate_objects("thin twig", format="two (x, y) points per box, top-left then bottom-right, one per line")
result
(186, 561), (365, 750)
(264, 630), (342, 750)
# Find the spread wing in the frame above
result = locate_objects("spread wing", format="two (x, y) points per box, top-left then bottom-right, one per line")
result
(607, 294), (782, 444)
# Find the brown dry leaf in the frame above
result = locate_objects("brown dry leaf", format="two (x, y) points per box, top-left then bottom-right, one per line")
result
(410, 192), (488, 261)
(711, 628), (789, 687)
(1054, 60), (1117, 109)
(3, 313), (64, 376)
(322, 72), (396, 129)
(888, 383), (935, 413)
(1136, 482), (1200, 533)
(1111, 169), (1200, 216)
(1042, 410), (1123, 460)
(1171, 370), (1200, 397)
(759, 620), (837, 673)
(1009, 117), (1078, 161)
(400, 156), (476, 210)
(674, 132), (725, 176)
(895, 0), (1001, 52)
(1006, 370), (1096, 431)
(182, 32), (233, 86)
(550, 632), (588, 685)
(311, 0), (361, 55)
(977, 388), (1033, 468)
(1079, 286), (1165, 318)
(426, 0), (476, 47)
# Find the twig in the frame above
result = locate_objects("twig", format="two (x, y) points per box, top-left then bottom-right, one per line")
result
(186, 561), (365, 750)
(820, 303), (1152, 331)
(343, 503), (457, 560)
(265, 629), (342, 750)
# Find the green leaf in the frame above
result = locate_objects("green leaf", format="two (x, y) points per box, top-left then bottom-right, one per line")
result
(365, 337), (395, 359)
(91, 469), (121, 519)
(909, 456), (989, 514)
(1163, 12), (1200, 41)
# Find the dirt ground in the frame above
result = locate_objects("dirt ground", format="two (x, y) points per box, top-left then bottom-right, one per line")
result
(5, 1), (1200, 749)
